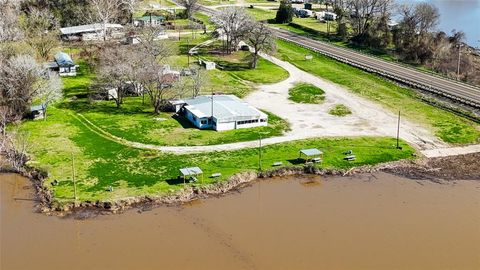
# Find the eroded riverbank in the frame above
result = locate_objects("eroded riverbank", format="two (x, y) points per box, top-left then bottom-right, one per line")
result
(1, 172), (480, 270)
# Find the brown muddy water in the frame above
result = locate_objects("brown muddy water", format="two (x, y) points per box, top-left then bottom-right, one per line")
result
(1, 173), (480, 270)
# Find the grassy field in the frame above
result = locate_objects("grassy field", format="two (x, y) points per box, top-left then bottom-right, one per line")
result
(246, 7), (277, 21)
(276, 40), (480, 144)
(81, 98), (290, 146)
(329, 104), (352, 116)
(202, 50), (289, 84)
(289, 83), (325, 104)
(19, 105), (415, 202)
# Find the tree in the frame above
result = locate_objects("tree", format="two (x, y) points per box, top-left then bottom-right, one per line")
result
(138, 62), (184, 113)
(247, 21), (275, 69)
(178, 0), (200, 19)
(21, 7), (60, 60)
(347, 0), (393, 37)
(36, 72), (63, 120)
(87, 0), (123, 41)
(0, 54), (62, 121)
(191, 68), (206, 98)
(212, 7), (253, 54)
(97, 45), (138, 108)
(275, 0), (293, 24)
(131, 29), (185, 113)
(121, 0), (139, 24)
(0, 0), (23, 41)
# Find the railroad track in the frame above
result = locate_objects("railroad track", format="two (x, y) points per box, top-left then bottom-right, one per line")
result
(198, 5), (480, 108)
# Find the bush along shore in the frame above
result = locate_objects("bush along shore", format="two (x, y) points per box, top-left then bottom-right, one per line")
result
(3, 152), (479, 218)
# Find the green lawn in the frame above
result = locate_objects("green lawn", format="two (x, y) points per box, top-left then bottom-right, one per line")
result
(276, 40), (480, 144)
(19, 106), (415, 202)
(288, 83), (325, 104)
(246, 7), (277, 21)
(329, 104), (352, 116)
(201, 50), (290, 84)
(80, 97), (290, 146)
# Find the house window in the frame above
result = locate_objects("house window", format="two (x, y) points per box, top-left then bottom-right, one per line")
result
(201, 120), (207, 125)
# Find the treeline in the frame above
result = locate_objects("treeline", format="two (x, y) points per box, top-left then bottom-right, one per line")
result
(332, 0), (480, 85)
(277, 0), (479, 85)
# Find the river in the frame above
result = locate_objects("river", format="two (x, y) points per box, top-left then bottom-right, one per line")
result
(397, 0), (480, 46)
(1, 173), (479, 270)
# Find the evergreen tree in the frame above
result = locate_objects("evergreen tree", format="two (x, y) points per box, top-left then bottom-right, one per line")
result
(275, 0), (293, 24)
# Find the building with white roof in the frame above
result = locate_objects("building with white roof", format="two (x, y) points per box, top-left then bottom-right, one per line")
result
(172, 95), (268, 131)
(60, 23), (124, 41)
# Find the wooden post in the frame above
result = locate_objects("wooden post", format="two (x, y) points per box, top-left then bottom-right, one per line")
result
(72, 153), (77, 201)
(258, 133), (262, 171)
(396, 110), (401, 149)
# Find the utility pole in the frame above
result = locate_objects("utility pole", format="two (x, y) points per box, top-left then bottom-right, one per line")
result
(72, 152), (77, 201)
(187, 39), (190, 66)
(396, 110), (401, 149)
(457, 44), (463, 80)
(258, 133), (262, 171)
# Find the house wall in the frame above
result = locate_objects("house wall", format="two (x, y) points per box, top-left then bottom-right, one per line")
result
(59, 66), (77, 76)
(185, 109), (212, 129)
(216, 121), (236, 131)
(235, 119), (268, 130)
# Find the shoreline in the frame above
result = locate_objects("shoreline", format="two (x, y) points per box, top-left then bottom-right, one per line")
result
(2, 152), (479, 218)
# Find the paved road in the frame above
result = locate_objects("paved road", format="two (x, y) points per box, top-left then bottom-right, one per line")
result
(199, 6), (480, 108)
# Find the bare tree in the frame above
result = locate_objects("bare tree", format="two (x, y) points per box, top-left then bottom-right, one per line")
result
(136, 26), (174, 61)
(0, 54), (62, 121)
(191, 68), (206, 98)
(0, 0), (23, 41)
(22, 7), (60, 60)
(178, 0), (200, 19)
(247, 21), (275, 69)
(139, 63), (184, 113)
(212, 7), (253, 54)
(347, 0), (393, 36)
(36, 72), (63, 120)
(121, 0), (139, 24)
(87, 0), (123, 41)
(97, 45), (136, 108)
(415, 2), (440, 37)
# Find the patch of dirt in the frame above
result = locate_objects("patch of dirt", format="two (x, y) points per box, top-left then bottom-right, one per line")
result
(384, 153), (480, 181)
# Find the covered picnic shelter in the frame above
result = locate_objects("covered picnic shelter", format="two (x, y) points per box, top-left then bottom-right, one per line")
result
(299, 148), (323, 163)
(179, 167), (203, 184)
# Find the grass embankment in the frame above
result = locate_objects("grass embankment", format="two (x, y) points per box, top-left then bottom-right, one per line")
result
(329, 104), (352, 116)
(276, 40), (480, 144)
(289, 83), (325, 104)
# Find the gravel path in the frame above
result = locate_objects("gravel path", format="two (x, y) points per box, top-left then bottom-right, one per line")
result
(244, 53), (445, 150)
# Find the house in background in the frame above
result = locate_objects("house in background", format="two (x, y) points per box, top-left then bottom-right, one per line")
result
(47, 52), (78, 76)
(133, 15), (165, 27)
(60, 23), (124, 41)
(315, 11), (337, 21)
(171, 95), (268, 131)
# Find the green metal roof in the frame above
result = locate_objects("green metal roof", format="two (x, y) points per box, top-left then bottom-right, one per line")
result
(134, 15), (165, 21)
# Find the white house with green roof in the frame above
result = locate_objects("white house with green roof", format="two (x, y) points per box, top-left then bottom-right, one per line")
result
(133, 15), (165, 27)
